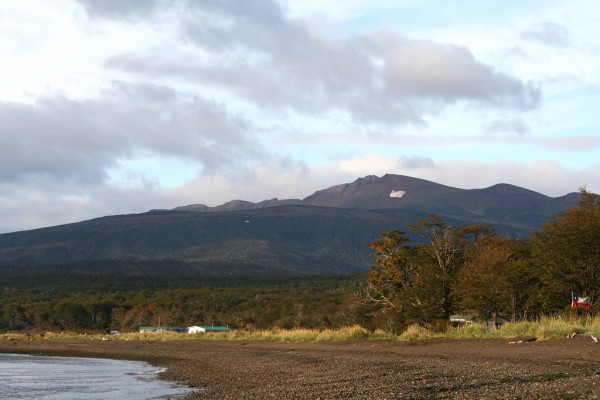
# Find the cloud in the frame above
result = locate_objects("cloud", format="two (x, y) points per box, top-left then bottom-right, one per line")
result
(166, 158), (316, 206)
(0, 177), (171, 233)
(5, 0), (595, 236)
(334, 154), (599, 197)
(2, 153), (598, 233)
(397, 156), (437, 170)
(74, 0), (165, 20)
(0, 81), (263, 185)
(98, 0), (540, 127)
(426, 159), (599, 197)
(383, 39), (541, 110)
(520, 21), (571, 48)
(484, 118), (531, 135)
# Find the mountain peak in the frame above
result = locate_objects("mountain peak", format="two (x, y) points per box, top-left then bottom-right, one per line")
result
(168, 174), (576, 222)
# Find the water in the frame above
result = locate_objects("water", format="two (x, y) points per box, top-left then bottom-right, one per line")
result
(0, 353), (193, 399)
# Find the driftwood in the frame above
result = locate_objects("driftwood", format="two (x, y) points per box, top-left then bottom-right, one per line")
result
(566, 332), (598, 342)
(508, 337), (537, 344)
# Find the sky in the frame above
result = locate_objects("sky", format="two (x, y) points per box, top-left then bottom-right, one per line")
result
(1, 0), (599, 234)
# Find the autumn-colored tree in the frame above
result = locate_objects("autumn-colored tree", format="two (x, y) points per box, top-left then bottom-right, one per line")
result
(455, 235), (539, 326)
(533, 188), (600, 311)
(366, 218), (494, 329)
(409, 214), (493, 319)
(367, 230), (415, 309)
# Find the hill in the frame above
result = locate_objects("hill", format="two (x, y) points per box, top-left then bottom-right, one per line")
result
(0, 174), (578, 280)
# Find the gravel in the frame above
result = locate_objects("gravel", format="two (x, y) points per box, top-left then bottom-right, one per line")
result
(1, 336), (598, 399)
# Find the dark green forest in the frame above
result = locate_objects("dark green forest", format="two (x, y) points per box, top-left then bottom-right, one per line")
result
(1, 190), (598, 333)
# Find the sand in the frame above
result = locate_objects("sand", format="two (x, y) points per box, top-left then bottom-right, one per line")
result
(1, 336), (599, 399)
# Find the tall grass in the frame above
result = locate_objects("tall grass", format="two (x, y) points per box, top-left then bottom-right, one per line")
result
(1, 315), (598, 342)
(397, 324), (442, 341)
(444, 314), (600, 340)
(192, 325), (372, 341)
(80, 325), (374, 342)
(445, 323), (494, 339)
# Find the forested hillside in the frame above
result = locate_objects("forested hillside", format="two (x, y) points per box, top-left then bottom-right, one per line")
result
(1, 189), (597, 333)
(0, 175), (579, 275)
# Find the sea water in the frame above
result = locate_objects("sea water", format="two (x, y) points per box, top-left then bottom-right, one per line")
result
(0, 353), (193, 399)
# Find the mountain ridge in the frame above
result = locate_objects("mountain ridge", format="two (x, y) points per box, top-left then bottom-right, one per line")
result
(0, 174), (580, 277)
(170, 174), (577, 221)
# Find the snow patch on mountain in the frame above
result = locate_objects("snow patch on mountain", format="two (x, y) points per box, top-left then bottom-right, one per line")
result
(390, 190), (406, 198)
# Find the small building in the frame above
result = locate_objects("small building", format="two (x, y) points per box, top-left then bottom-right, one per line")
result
(450, 314), (476, 325)
(168, 327), (189, 333)
(188, 325), (232, 334)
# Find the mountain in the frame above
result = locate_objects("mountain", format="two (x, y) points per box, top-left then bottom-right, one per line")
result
(170, 174), (578, 231)
(0, 174), (578, 279)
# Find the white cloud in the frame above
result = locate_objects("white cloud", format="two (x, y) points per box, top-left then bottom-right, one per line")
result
(99, 0), (540, 128)
(1, 0), (598, 234)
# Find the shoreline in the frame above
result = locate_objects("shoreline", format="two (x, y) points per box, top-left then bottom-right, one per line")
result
(1, 337), (599, 399)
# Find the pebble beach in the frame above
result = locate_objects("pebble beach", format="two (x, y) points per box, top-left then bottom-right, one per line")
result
(1, 336), (598, 399)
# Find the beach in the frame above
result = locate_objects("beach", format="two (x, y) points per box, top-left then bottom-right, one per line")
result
(1, 336), (598, 399)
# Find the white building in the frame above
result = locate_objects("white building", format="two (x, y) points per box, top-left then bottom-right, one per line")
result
(187, 325), (232, 334)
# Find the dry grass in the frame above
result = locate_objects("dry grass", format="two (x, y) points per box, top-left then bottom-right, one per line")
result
(76, 325), (374, 342)
(444, 314), (600, 340)
(191, 325), (372, 341)
(2, 315), (598, 342)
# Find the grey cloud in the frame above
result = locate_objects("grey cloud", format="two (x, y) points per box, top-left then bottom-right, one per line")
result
(0, 82), (262, 184)
(484, 118), (531, 135)
(397, 156), (436, 170)
(183, 0), (291, 52)
(383, 40), (541, 110)
(75, 0), (166, 20)
(0, 178), (172, 233)
(520, 22), (571, 48)
(0, 99), (119, 184)
(179, 3), (542, 119)
(92, 0), (541, 126)
(111, 81), (178, 103)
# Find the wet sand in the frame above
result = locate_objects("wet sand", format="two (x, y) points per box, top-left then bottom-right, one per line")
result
(1, 336), (598, 399)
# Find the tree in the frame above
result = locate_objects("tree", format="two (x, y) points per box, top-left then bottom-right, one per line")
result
(533, 188), (600, 311)
(455, 235), (538, 326)
(367, 230), (417, 312)
(409, 214), (493, 319)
